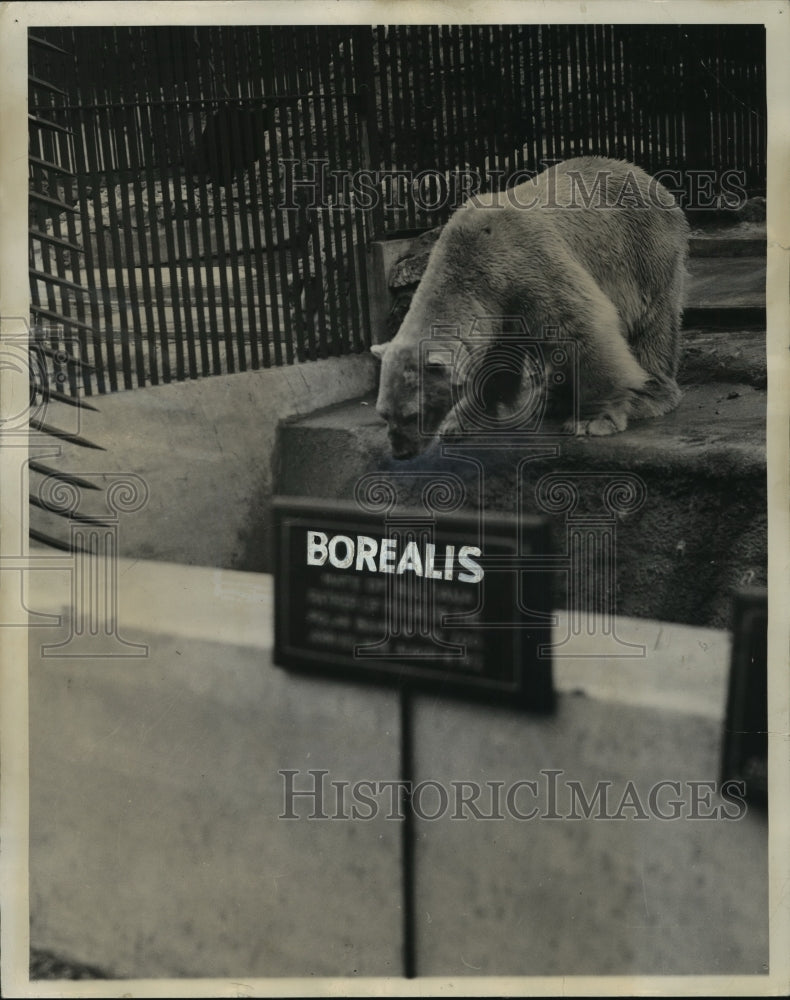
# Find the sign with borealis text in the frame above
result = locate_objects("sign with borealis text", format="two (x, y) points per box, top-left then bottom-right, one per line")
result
(272, 497), (555, 711)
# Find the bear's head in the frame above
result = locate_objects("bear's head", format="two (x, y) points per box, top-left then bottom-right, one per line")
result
(372, 338), (460, 460)
(372, 199), (517, 459)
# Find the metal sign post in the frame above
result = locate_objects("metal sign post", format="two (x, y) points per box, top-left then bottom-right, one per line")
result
(272, 494), (556, 978)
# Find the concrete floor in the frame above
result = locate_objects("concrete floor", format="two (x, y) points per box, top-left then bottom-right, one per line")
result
(26, 560), (768, 982)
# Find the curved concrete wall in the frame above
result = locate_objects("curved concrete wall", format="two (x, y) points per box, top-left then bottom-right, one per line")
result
(31, 354), (378, 571)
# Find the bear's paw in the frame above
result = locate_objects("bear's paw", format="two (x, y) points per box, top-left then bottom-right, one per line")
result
(563, 410), (629, 437)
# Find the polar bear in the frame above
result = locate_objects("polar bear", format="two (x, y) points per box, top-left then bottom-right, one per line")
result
(372, 157), (689, 459)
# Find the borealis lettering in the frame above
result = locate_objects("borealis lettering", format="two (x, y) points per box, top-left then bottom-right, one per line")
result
(305, 530), (484, 583)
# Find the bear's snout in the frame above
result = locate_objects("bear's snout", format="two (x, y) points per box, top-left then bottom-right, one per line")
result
(388, 437), (417, 461)
(375, 394), (423, 459)
(385, 419), (421, 460)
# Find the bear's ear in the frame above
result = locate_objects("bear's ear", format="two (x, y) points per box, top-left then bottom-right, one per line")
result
(425, 344), (469, 387)
(424, 348), (454, 369)
(370, 342), (389, 361)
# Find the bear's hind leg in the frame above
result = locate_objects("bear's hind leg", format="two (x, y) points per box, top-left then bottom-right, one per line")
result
(629, 274), (684, 379)
(562, 316), (652, 437)
(626, 274), (685, 422)
(539, 255), (680, 436)
(565, 372), (681, 435)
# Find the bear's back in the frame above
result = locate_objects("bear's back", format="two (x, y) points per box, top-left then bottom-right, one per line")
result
(503, 157), (689, 322)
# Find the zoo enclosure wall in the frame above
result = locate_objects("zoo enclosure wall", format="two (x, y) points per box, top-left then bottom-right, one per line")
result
(29, 24), (767, 397)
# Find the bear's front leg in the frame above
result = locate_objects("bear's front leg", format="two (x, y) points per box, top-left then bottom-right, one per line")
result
(436, 397), (472, 440)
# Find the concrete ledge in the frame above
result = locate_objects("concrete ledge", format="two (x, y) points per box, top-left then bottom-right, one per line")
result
(689, 235), (766, 257)
(29, 354), (378, 570)
(27, 560), (767, 978)
(681, 329), (766, 388)
(684, 258), (765, 328)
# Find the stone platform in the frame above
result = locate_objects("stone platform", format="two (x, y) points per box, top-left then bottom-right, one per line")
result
(275, 228), (767, 630)
(274, 369), (766, 629)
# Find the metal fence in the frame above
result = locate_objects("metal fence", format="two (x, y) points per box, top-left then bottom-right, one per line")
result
(372, 23), (767, 228)
(29, 24), (767, 397)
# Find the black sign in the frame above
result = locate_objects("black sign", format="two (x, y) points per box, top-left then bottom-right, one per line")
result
(722, 588), (768, 807)
(272, 497), (555, 712)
